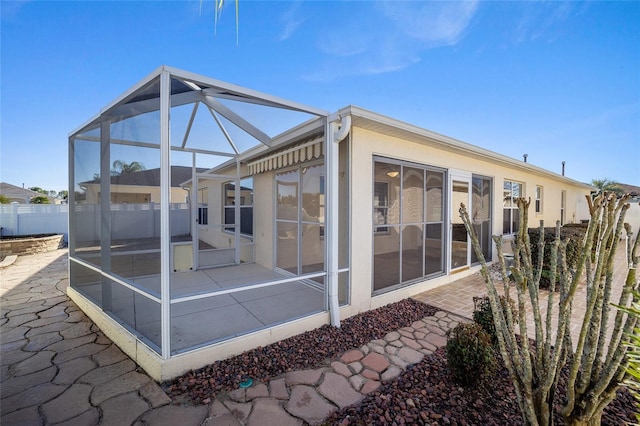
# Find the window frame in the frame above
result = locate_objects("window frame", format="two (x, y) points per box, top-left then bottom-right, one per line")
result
(503, 180), (524, 235)
(535, 185), (543, 214)
(222, 179), (254, 238)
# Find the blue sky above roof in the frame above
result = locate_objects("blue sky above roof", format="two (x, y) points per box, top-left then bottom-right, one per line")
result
(1, 0), (638, 191)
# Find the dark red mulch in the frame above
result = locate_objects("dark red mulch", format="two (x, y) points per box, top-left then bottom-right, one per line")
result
(163, 298), (437, 404)
(324, 347), (637, 426)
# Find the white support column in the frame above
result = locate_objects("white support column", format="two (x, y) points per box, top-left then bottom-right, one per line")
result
(160, 70), (171, 359)
(100, 120), (112, 311)
(191, 152), (199, 271)
(325, 115), (350, 328)
(234, 159), (241, 265)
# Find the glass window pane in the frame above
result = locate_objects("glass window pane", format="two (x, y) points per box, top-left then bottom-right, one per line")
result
(503, 208), (511, 234)
(402, 167), (424, 223)
(373, 225), (400, 291)
(425, 223), (443, 275)
(374, 162), (400, 224)
(301, 164), (324, 223)
(402, 225), (423, 282)
(72, 137), (101, 259)
(301, 222), (324, 274)
(277, 169), (299, 221)
(276, 222), (298, 274)
(426, 171), (443, 222)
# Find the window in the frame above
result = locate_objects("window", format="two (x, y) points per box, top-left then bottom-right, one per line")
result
(197, 187), (208, 225)
(503, 180), (523, 234)
(535, 186), (543, 214)
(372, 158), (445, 293)
(471, 175), (493, 264)
(373, 181), (389, 233)
(223, 178), (253, 236)
(560, 190), (566, 226)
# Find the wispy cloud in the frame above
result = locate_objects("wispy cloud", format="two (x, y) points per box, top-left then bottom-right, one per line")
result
(304, 0), (478, 81)
(278, 2), (305, 41)
(513, 2), (575, 44)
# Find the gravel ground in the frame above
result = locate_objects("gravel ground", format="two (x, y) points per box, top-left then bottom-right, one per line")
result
(163, 298), (437, 403)
(324, 347), (636, 425)
(164, 298), (636, 425)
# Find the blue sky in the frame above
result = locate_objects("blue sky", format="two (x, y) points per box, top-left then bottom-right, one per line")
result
(1, 0), (639, 193)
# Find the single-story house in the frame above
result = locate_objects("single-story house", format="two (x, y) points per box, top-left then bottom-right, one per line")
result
(67, 66), (592, 381)
(0, 182), (58, 204)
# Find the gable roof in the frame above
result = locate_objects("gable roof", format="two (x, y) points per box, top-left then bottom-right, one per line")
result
(0, 182), (43, 201)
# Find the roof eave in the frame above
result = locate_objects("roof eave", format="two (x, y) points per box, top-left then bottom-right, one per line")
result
(343, 105), (593, 190)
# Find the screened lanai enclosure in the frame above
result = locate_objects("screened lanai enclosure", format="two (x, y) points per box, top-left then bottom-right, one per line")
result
(68, 66), (350, 362)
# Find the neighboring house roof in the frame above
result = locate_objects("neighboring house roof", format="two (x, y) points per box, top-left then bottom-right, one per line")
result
(0, 182), (45, 203)
(82, 166), (208, 187)
(619, 183), (640, 197)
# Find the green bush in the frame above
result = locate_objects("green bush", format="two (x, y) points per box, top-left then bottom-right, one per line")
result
(446, 323), (495, 386)
(473, 295), (518, 345)
(528, 225), (587, 290)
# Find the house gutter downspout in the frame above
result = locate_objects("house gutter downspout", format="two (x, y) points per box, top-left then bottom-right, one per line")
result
(327, 114), (351, 328)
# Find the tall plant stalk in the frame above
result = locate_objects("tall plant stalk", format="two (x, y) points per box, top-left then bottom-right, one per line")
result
(459, 193), (639, 425)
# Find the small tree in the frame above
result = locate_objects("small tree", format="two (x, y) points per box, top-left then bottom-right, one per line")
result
(590, 178), (623, 197)
(30, 195), (50, 204)
(0, 194), (11, 204)
(460, 193), (639, 426)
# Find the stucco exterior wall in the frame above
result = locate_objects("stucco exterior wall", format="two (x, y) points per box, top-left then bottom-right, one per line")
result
(342, 126), (592, 318)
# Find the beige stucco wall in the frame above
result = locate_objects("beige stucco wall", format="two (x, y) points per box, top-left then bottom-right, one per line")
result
(342, 126), (592, 318)
(83, 184), (188, 204)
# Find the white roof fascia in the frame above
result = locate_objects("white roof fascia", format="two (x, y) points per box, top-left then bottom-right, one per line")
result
(345, 105), (592, 189)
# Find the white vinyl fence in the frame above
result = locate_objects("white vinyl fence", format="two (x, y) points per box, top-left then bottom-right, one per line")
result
(0, 203), (191, 243)
(0, 203), (69, 241)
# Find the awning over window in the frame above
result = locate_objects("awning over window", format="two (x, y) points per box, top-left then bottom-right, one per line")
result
(247, 137), (323, 175)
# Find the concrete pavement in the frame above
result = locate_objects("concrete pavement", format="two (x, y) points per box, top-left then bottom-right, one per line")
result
(1, 250), (467, 425)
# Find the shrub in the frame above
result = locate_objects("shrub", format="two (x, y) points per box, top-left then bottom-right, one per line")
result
(473, 295), (518, 345)
(528, 225), (587, 290)
(446, 323), (495, 386)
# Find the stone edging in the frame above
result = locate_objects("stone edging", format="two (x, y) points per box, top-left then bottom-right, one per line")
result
(204, 311), (469, 425)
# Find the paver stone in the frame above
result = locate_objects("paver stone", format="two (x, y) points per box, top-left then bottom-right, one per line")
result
(41, 383), (92, 424)
(1, 383), (66, 416)
(285, 368), (325, 386)
(349, 374), (366, 391)
(53, 357), (96, 385)
(224, 400), (252, 421)
(286, 385), (335, 424)
(248, 398), (302, 426)
(360, 352), (390, 373)
(361, 380), (381, 395)
(140, 404), (208, 426)
(246, 382), (269, 400)
(330, 360), (352, 378)
(381, 365), (402, 383)
(92, 344), (129, 366)
(90, 370), (151, 405)
(79, 358), (136, 386)
(424, 332), (447, 347)
(139, 380), (172, 408)
(0, 406), (41, 425)
(318, 372), (363, 409)
(340, 349), (364, 364)
(23, 332), (63, 351)
(269, 378), (289, 400)
(99, 392), (150, 426)
(1, 365), (56, 396)
(54, 407), (100, 426)
(397, 347), (424, 364)
(12, 350), (55, 376)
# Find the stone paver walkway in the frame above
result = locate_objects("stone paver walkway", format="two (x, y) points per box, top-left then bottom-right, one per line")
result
(1, 249), (467, 425)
